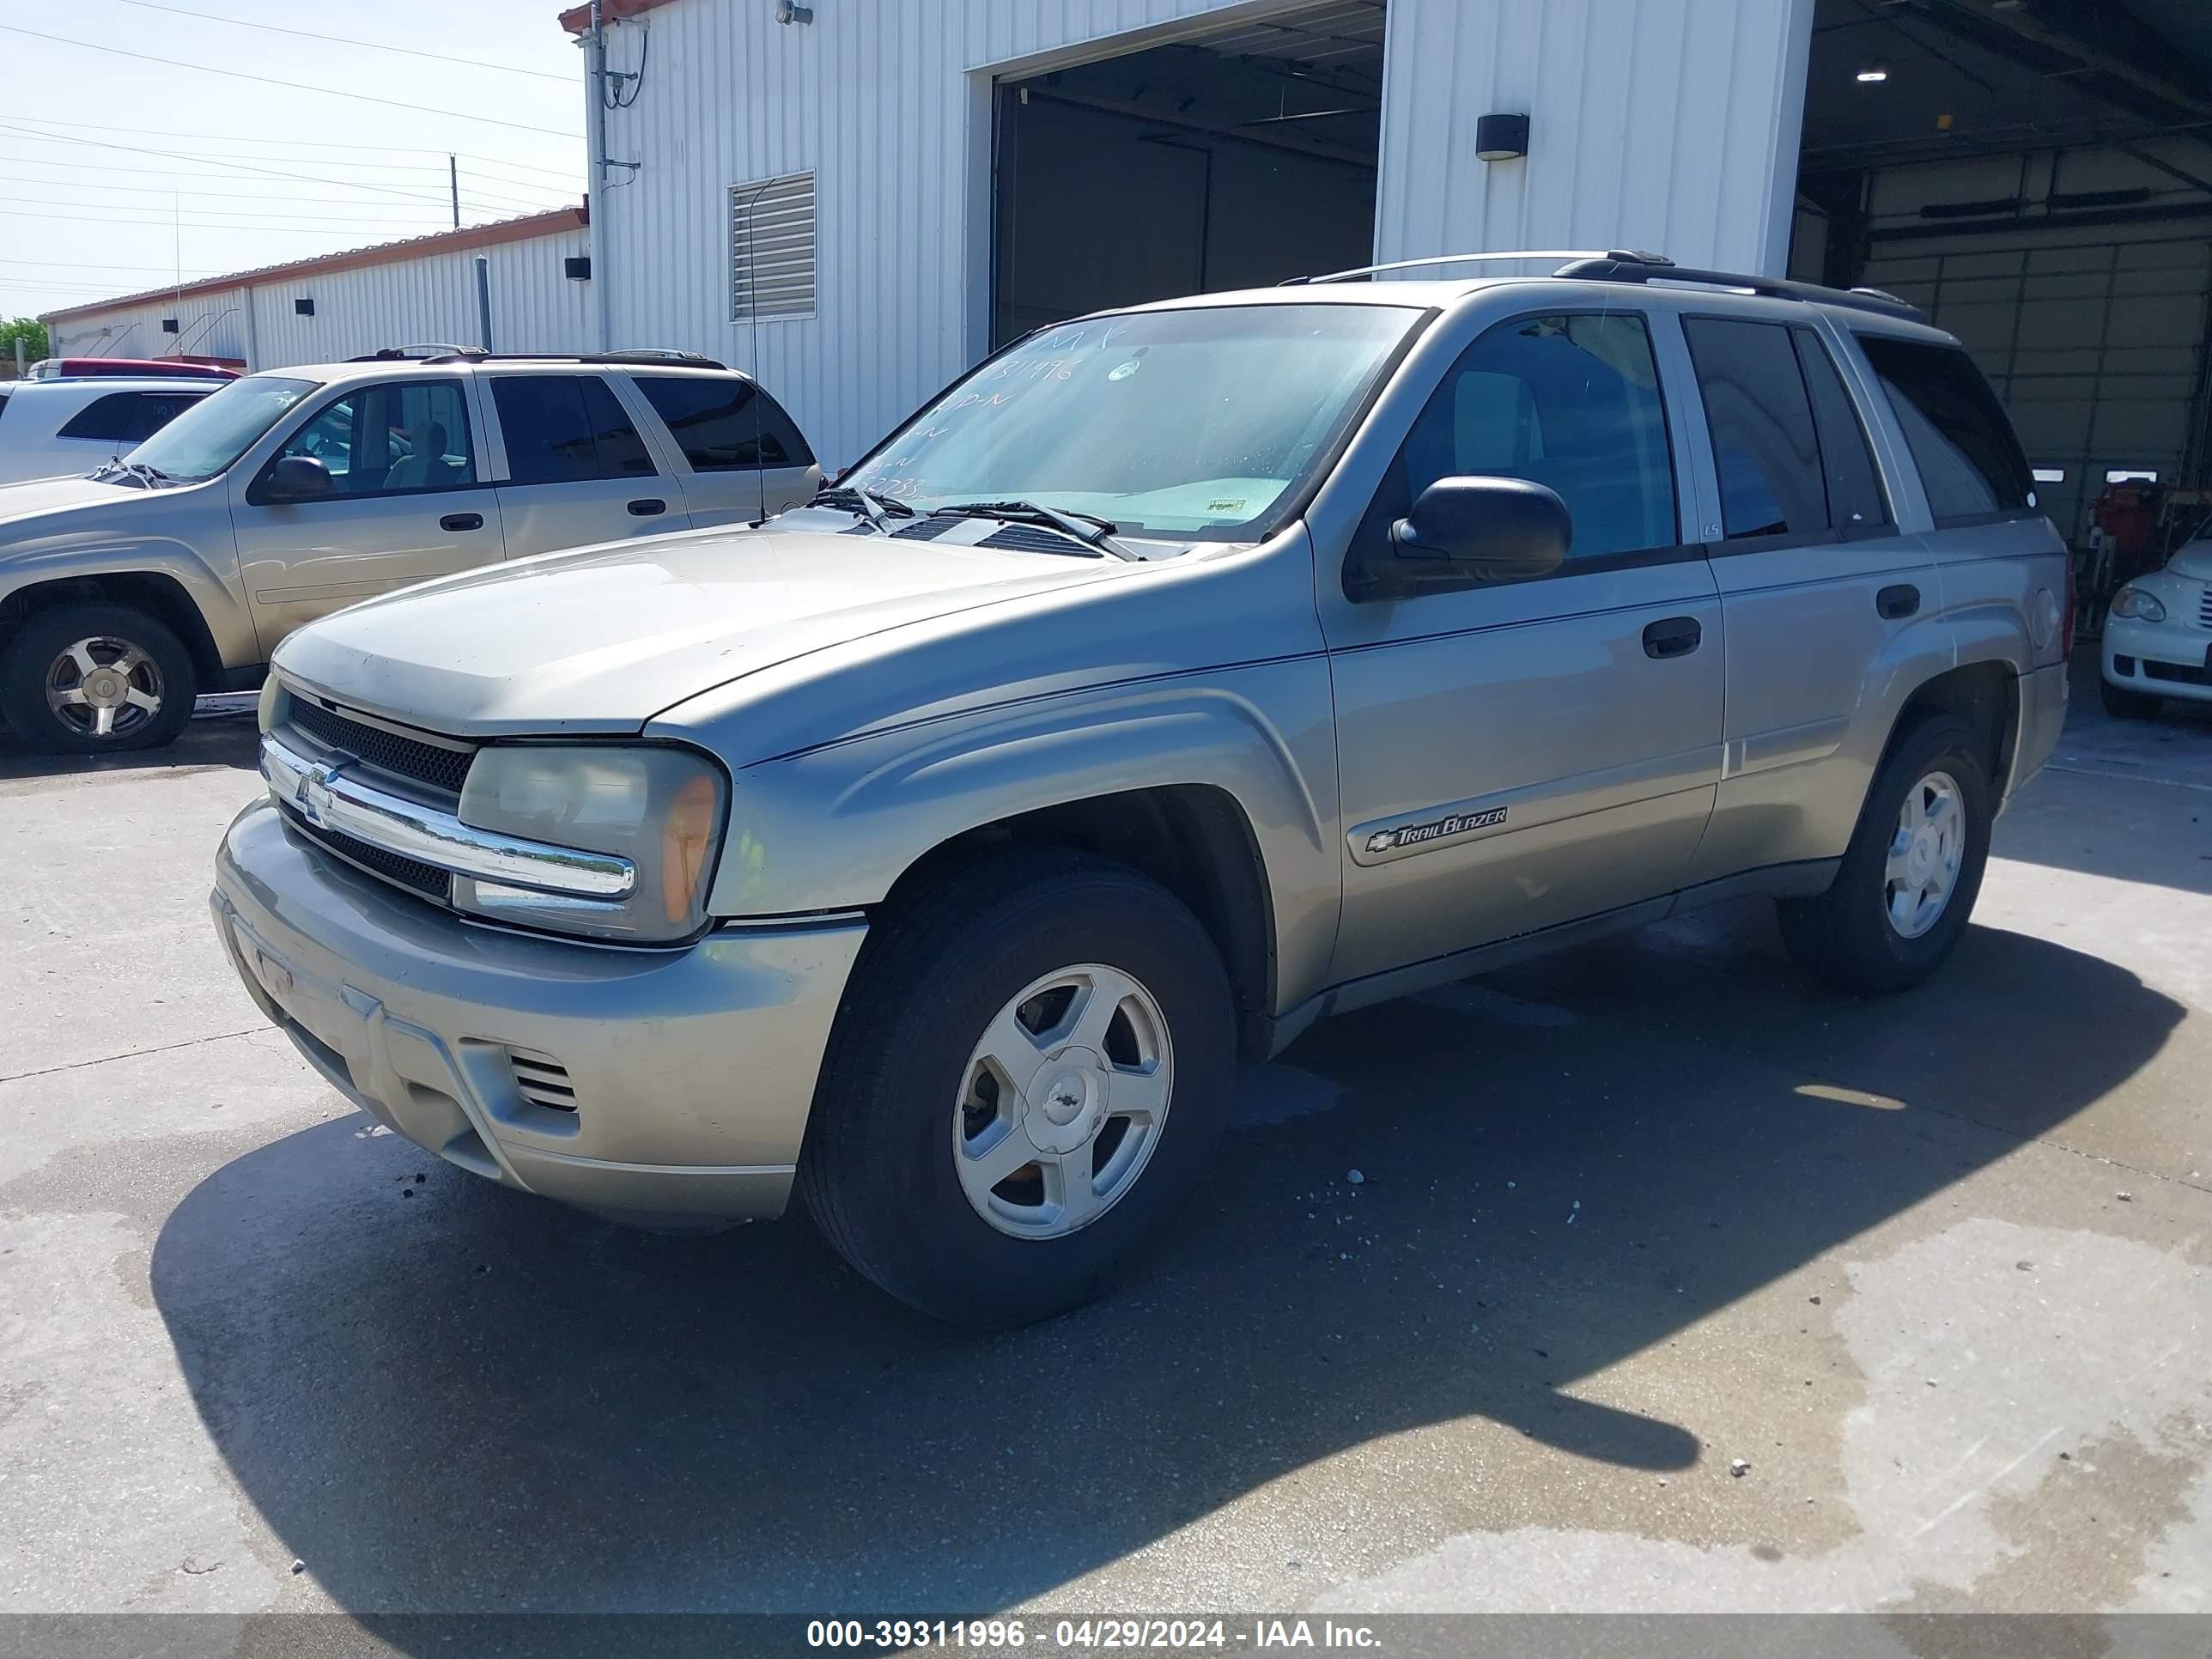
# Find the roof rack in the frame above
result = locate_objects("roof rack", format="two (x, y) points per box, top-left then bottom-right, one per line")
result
(345, 347), (731, 368)
(1281, 248), (1929, 324)
(1284, 250), (1670, 285)
(1552, 255), (1928, 322)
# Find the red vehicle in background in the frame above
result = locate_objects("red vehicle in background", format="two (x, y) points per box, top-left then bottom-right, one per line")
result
(23, 357), (241, 382)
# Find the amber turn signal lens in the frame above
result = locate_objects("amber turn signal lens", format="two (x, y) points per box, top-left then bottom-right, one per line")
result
(662, 771), (720, 924)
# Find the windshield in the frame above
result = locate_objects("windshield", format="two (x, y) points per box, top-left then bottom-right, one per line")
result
(124, 375), (317, 482)
(842, 304), (1418, 540)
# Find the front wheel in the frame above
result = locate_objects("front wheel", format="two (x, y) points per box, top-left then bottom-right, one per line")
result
(1777, 714), (1993, 996)
(800, 849), (1236, 1328)
(0, 602), (198, 754)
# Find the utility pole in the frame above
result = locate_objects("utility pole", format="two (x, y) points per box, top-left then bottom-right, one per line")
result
(583, 0), (612, 353)
(449, 155), (460, 229)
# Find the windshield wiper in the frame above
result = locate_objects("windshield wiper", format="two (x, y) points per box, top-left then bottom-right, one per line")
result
(931, 501), (1137, 561)
(809, 483), (914, 532)
(89, 459), (173, 489)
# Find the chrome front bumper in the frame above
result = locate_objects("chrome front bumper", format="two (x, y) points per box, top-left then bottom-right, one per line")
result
(212, 797), (866, 1224)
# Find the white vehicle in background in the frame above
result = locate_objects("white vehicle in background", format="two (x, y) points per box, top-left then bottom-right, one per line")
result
(0, 374), (229, 485)
(2101, 516), (2212, 719)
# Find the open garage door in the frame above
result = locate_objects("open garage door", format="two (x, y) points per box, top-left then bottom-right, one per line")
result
(1794, 0), (2212, 546)
(991, 2), (1384, 346)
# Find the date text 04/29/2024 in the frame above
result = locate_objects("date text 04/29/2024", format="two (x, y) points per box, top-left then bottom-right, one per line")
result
(805, 1619), (1383, 1650)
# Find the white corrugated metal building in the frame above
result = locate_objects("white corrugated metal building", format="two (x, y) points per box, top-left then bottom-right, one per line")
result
(40, 208), (592, 372)
(570, 0), (1814, 470)
(567, 0), (2212, 522)
(40, 0), (2212, 532)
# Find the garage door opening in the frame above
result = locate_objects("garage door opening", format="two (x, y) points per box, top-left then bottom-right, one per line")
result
(1791, 0), (2212, 559)
(991, 1), (1385, 346)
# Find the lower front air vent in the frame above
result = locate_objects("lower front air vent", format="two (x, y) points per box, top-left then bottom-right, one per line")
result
(507, 1050), (576, 1112)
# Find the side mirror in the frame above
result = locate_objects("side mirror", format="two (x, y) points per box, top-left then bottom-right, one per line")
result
(1386, 475), (1569, 588)
(260, 454), (334, 504)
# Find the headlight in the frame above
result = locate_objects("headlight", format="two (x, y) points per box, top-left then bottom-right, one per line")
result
(453, 744), (727, 943)
(2110, 585), (2166, 623)
(258, 674), (284, 733)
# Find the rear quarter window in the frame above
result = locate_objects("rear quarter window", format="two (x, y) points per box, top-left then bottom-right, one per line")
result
(634, 374), (815, 471)
(1856, 336), (2034, 527)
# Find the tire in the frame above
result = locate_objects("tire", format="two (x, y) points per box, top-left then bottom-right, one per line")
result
(2100, 677), (2162, 721)
(799, 848), (1237, 1328)
(1777, 714), (1993, 997)
(0, 602), (198, 754)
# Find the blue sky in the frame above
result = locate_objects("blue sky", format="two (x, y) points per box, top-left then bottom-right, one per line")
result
(2, 0), (587, 325)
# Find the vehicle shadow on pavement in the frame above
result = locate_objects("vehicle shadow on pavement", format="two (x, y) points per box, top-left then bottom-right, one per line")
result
(149, 913), (2182, 1620)
(0, 702), (259, 781)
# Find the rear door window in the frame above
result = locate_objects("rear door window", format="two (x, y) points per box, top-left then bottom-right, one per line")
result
(633, 375), (815, 471)
(491, 374), (658, 485)
(1682, 318), (1828, 542)
(1855, 336), (2033, 526)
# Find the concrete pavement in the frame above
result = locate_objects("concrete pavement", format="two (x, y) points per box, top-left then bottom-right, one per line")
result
(1, 668), (2207, 1634)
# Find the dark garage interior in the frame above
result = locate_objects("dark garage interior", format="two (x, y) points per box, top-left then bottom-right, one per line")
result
(1794, 0), (2212, 569)
(991, 1), (1384, 344)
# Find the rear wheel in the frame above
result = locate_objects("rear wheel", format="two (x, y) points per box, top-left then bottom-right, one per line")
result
(800, 849), (1236, 1328)
(2100, 677), (2163, 720)
(0, 602), (197, 754)
(1777, 714), (1992, 996)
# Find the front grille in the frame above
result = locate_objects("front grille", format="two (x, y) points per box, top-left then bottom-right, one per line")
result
(2197, 587), (2212, 629)
(2142, 658), (2212, 687)
(508, 1051), (576, 1112)
(282, 804), (453, 902)
(288, 698), (474, 796)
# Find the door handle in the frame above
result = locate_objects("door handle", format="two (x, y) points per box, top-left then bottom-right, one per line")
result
(1642, 616), (1703, 659)
(439, 512), (483, 532)
(627, 498), (666, 517)
(1876, 583), (1920, 620)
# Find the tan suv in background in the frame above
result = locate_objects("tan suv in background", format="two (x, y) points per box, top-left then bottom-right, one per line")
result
(0, 349), (821, 753)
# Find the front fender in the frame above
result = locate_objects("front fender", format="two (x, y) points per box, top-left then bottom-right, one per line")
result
(0, 524), (255, 671)
(703, 659), (1342, 1015)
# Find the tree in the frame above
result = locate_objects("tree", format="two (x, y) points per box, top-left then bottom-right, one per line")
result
(1, 318), (51, 368)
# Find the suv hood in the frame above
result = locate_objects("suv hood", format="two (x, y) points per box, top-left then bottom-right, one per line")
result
(272, 519), (1130, 733)
(0, 472), (144, 531)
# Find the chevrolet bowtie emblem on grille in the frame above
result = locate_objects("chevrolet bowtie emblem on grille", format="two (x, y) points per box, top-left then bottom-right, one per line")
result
(295, 758), (343, 829)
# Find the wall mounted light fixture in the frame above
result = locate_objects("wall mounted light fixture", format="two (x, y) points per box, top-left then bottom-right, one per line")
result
(775, 1), (813, 22)
(1474, 112), (1529, 161)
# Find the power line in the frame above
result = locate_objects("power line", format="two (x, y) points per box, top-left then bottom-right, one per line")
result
(0, 258), (233, 272)
(0, 25), (584, 139)
(0, 150), (574, 212)
(0, 120), (483, 209)
(458, 153), (586, 185)
(0, 177), (500, 213)
(3, 204), (483, 232)
(456, 153), (588, 186)
(0, 116), (583, 172)
(106, 0), (577, 82)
